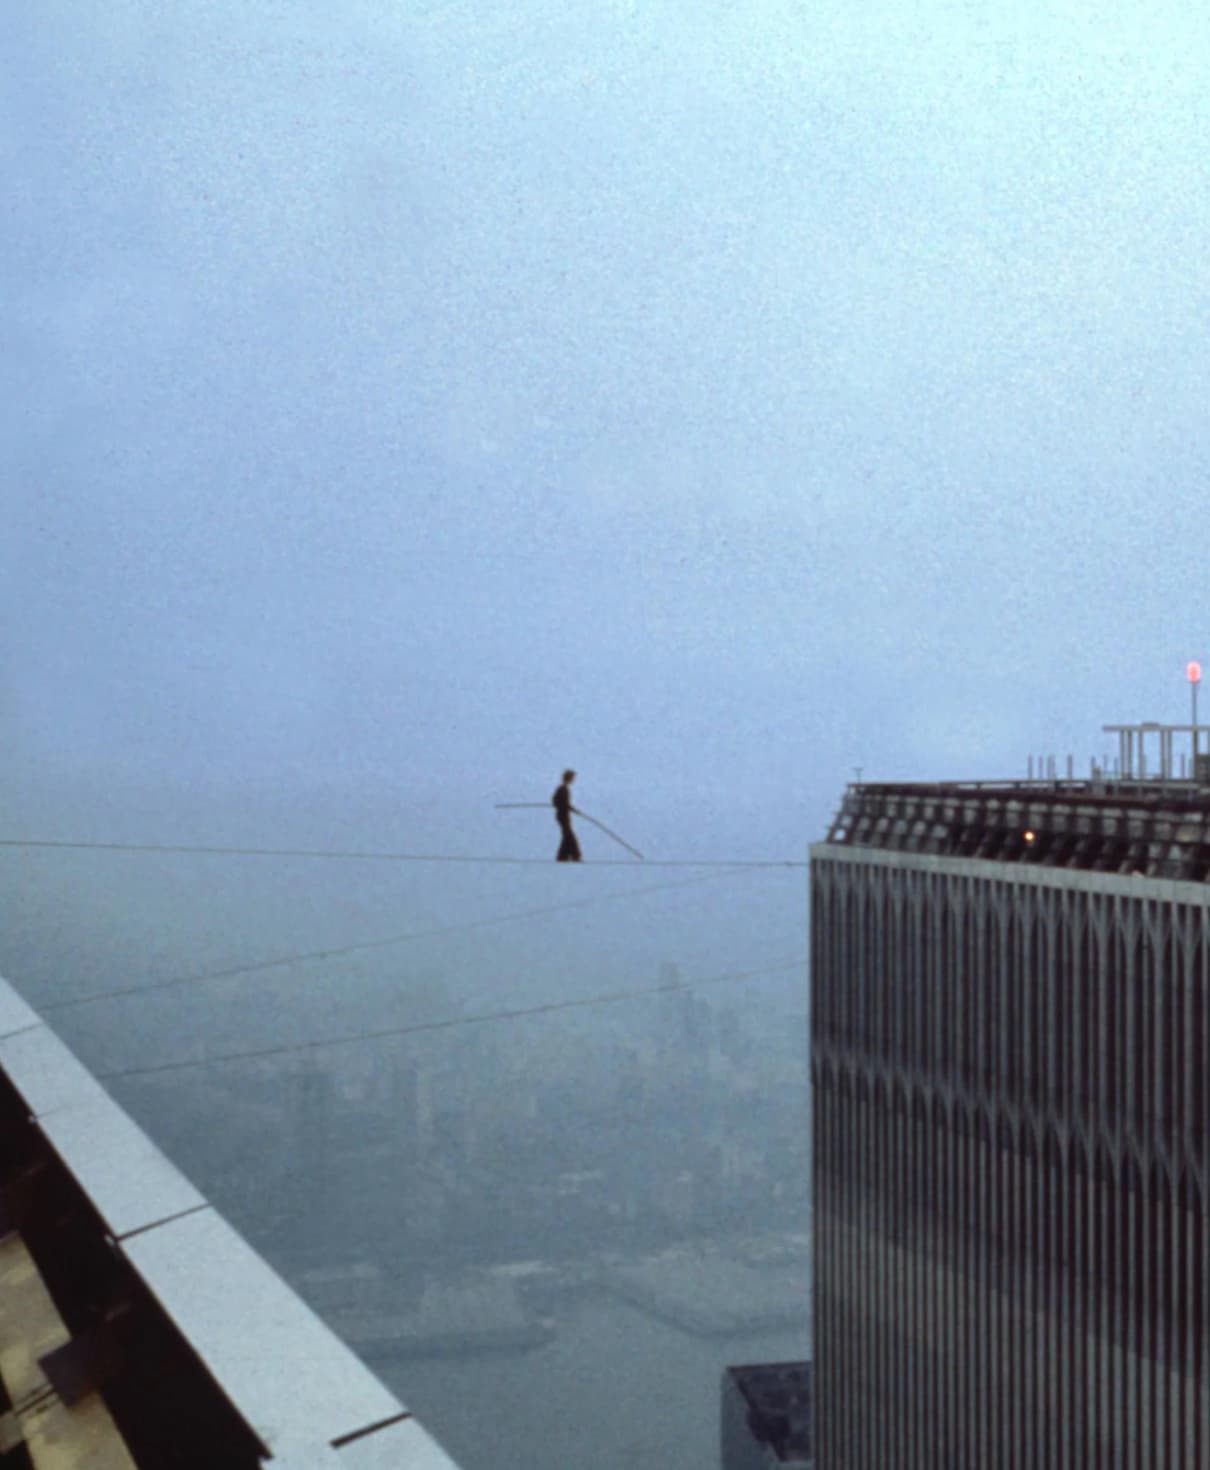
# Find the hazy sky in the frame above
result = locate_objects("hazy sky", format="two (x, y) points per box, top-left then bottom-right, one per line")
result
(8, 0), (1210, 858)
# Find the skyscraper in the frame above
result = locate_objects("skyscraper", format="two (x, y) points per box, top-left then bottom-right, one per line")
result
(811, 765), (1208, 1467)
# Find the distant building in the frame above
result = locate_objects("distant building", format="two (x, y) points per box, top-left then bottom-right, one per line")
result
(720, 1361), (812, 1470)
(0, 973), (463, 1469)
(812, 765), (1210, 1465)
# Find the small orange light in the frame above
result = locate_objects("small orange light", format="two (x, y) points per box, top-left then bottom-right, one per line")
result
(1024, 830), (1036, 843)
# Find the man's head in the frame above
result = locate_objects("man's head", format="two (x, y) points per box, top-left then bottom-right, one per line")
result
(563, 769), (576, 785)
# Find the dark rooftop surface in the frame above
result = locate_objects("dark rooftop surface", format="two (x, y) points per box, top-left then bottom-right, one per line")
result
(726, 1360), (811, 1464)
(824, 780), (1210, 882)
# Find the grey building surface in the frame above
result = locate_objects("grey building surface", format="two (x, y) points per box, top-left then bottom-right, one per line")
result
(811, 777), (1209, 1468)
(0, 973), (462, 1470)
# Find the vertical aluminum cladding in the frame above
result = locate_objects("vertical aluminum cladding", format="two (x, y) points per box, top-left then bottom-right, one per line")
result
(811, 832), (1208, 1468)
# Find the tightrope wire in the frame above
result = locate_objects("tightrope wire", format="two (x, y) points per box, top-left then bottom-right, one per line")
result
(40, 865), (770, 1014)
(0, 838), (807, 869)
(93, 957), (805, 1084)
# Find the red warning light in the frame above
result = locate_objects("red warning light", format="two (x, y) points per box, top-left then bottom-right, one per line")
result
(1189, 661), (1203, 684)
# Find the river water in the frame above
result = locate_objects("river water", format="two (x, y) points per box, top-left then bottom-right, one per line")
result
(379, 1293), (809, 1470)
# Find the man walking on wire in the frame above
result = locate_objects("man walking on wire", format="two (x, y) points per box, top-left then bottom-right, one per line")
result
(553, 769), (582, 862)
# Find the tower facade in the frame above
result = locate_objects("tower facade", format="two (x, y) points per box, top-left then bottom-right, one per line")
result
(811, 780), (1209, 1467)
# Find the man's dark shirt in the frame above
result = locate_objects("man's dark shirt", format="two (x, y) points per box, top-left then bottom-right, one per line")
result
(553, 785), (573, 824)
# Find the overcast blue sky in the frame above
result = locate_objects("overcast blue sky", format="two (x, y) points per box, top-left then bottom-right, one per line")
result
(7, 0), (1210, 857)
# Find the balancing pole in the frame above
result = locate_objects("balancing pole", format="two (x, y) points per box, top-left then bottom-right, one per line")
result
(575, 812), (644, 861)
(494, 803), (644, 861)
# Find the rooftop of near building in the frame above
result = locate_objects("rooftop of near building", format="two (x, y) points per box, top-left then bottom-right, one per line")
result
(0, 975), (463, 1470)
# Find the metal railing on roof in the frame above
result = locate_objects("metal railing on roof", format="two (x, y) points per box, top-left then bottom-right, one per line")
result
(824, 781), (1210, 882)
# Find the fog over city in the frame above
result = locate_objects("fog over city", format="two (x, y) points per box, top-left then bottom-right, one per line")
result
(7, 1), (1210, 1466)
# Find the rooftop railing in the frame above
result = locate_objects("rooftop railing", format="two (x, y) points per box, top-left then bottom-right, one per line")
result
(826, 780), (1210, 881)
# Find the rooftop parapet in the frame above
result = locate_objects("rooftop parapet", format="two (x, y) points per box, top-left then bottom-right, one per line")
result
(0, 974), (463, 1470)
